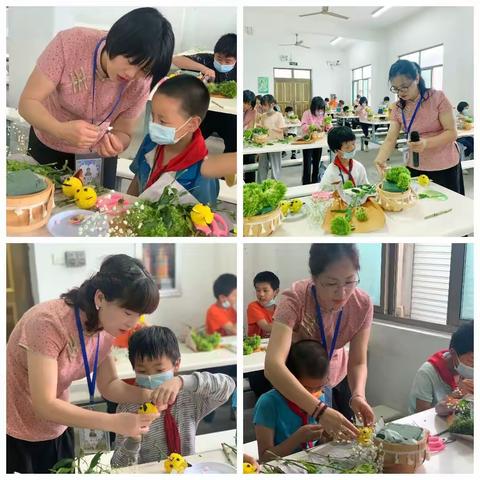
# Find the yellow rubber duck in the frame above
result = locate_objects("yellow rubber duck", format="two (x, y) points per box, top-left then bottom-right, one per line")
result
(62, 176), (83, 198)
(190, 204), (214, 227)
(164, 453), (188, 473)
(137, 402), (159, 414)
(357, 426), (374, 446)
(243, 462), (257, 474)
(289, 198), (303, 214)
(417, 174), (430, 187)
(74, 186), (97, 210)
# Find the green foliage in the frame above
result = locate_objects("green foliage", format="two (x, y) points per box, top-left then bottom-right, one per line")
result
(385, 166), (411, 192)
(308, 124), (321, 133)
(355, 207), (368, 222)
(207, 80), (237, 98)
(243, 335), (261, 355)
(342, 180), (354, 190)
(191, 331), (222, 352)
(243, 129), (254, 142)
(396, 172), (411, 191)
(449, 399), (473, 435)
(331, 215), (352, 236)
(7, 159), (72, 188)
(243, 180), (287, 217)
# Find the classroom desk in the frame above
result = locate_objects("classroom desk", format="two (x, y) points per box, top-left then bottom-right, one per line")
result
(209, 96), (236, 115)
(336, 115), (359, 126)
(271, 182), (473, 237)
(361, 119), (392, 143)
(70, 337), (237, 404)
(243, 339), (269, 374)
(81, 429), (237, 473)
(243, 137), (328, 156)
(243, 408), (472, 474)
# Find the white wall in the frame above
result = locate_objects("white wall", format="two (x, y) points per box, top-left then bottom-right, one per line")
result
(7, 6), (236, 107)
(29, 243), (236, 337)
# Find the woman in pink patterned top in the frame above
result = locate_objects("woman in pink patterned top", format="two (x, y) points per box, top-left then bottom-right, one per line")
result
(265, 244), (374, 440)
(375, 60), (463, 194)
(18, 8), (174, 188)
(7, 255), (161, 473)
(300, 97), (326, 184)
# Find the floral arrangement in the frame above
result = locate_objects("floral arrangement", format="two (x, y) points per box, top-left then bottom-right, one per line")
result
(382, 166), (411, 192)
(243, 180), (287, 217)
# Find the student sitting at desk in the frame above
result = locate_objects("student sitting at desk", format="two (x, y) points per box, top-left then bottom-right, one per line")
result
(253, 340), (329, 462)
(206, 273), (237, 336)
(111, 326), (235, 467)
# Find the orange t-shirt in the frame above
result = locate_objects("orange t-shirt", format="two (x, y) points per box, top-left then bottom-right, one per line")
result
(247, 301), (275, 337)
(205, 303), (236, 336)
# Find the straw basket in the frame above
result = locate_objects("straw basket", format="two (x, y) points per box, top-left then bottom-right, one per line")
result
(311, 131), (324, 141)
(253, 133), (268, 145)
(463, 121), (473, 131)
(244, 207), (283, 237)
(375, 428), (429, 473)
(7, 176), (55, 234)
(377, 184), (416, 212)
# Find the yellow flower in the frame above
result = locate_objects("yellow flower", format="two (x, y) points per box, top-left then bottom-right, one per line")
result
(190, 204), (214, 227)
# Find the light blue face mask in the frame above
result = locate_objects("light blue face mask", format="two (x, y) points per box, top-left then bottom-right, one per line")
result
(342, 148), (357, 160)
(456, 361), (473, 379)
(263, 299), (276, 308)
(148, 118), (191, 145)
(136, 370), (174, 389)
(213, 59), (235, 73)
(222, 301), (231, 309)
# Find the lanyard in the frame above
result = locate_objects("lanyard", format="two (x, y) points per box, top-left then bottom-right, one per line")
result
(91, 37), (126, 126)
(401, 95), (423, 137)
(334, 157), (355, 186)
(75, 307), (100, 404)
(311, 285), (343, 360)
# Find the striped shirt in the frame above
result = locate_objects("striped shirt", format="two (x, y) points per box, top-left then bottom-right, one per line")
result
(111, 372), (235, 468)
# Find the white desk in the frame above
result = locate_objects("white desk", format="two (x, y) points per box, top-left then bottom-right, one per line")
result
(209, 97), (236, 115)
(271, 182), (473, 237)
(243, 138), (328, 156)
(243, 339), (268, 374)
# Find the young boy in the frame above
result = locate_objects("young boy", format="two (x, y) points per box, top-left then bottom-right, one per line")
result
(205, 273), (237, 336)
(128, 74), (219, 205)
(318, 126), (369, 191)
(408, 321), (473, 415)
(253, 340), (329, 462)
(247, 271), (280, 338)
(172, 34), (237, 154)
(111, 326), (235, 468)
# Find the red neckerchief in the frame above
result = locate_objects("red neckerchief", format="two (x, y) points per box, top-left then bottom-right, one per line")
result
(427, 350), (458, 390)
(285, 400), (313, 449)
(163, 403), (181, 455)
(146, 129), (208, 189)
(334, 156), (355, 185)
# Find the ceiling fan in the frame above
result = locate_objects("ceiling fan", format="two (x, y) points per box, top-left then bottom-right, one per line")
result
(279, 33), (311, 49)
(299, 7), (349, 20)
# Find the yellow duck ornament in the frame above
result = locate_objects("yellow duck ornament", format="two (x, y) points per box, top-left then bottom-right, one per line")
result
(74, 186), (97, 210)
(243, 462), (257, 474)
(357, 426), (374, 446)
(137, 402), (159, 414)
(164, 453), (188, 474)
(62, 176), (83, 198)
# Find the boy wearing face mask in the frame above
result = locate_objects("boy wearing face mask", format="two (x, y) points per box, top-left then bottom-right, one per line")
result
(318, 126), (369, 191)
(206, 273), (237, 336)
(111, 326), (235, 468)
(128, 75), (219, 205)
(247, 271), (280, 338)
(408, 321), (473, 414)
(254, 340), (329, 462)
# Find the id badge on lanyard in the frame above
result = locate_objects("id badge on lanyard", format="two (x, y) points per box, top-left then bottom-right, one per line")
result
(401, 96), (422, 166)
(75, 307), (111, 454)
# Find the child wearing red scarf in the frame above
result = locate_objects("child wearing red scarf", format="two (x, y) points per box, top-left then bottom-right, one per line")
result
(111, 326), (235, 468)
(253, 340), (329, 462)
(319, 126), (369, 191)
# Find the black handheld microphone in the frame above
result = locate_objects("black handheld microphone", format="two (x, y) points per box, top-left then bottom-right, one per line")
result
(410, 131), (420, 168)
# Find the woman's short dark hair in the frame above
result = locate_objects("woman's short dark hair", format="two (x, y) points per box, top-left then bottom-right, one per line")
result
(286, 340), (329, 379)
(106, 8), (175, 89)
(457, 101), (469, 114)
(310, 96), (326, 116)
(243, 89), (256, 108)
(309, 244), (360, 277)
(389, 59), (432, 110)
(450, 321), (473, 355)
(327, 126), (356, 152)
(214, 33), (237, 58)
(128, 326), (180, 367)
(213, 273), (237, 298)
(261, 94), (276, 106)
(253, 271), (280, 291)
(61, 254), (159, 333)
(359, 96), (368, 106)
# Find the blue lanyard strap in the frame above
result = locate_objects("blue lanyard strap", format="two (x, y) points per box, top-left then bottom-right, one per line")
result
(74, 307), (100, 404)
(91, 37), (126, 126)
(401, 95), (423, 137)
(311, 285), (343, 360)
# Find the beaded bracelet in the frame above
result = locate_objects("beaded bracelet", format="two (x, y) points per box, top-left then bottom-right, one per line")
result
(311, 401), (323, 419)
(316, 404), (328, 419)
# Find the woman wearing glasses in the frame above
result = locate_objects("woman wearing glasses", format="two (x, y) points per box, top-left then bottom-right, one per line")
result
(17, 8), (174, 188)
(374, 59), (463, 194)
(264, 244), (373, 441)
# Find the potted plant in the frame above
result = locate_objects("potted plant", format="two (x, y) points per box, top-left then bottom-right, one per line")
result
(323, 115), (333, 132)
(463, 117), (474, 130)
(377, 166), (416, 211)
(251, 127), (269, 145)
(308, 124), (324, 141)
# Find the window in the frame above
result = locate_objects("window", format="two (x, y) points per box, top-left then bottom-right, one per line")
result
(351, 64), (372, 104)
(273, 68), (292, 79)
(273, 68), (311, 80)
(461, 244), (473, 320)
(399, 45), (444, 90)
(293, 69), (311, 79)
(357, 244), (382, 306)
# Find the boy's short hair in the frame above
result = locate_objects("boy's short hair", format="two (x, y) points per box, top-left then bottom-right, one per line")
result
(343, 106), (350, 112)
(449, 321), (473, 355)
(213, 273), (237, 298)
(286, 340), (329, 379)
(214, 33), (237, 58)
(253, 271), (280, 290)
(327, 126), (357, 152)
(106, 8), (174, 88)
(156, 74), (210, 120)
(128, 326), (180, 367)
(285, 106), (294, 113)
(383, 96), (390, 102)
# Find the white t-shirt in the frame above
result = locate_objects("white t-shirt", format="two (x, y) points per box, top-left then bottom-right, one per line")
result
(318, 159), (369, 191)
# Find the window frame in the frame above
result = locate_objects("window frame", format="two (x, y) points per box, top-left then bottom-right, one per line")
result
(399, 44), (444, 90)
(351, 64), (372, 104)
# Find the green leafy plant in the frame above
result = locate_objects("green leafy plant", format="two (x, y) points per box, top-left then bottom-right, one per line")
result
(448, 399), (473, 436)
(308, 124), (321, 133)
(7, 159), (72, 188)
(191, 331), (222, 352)
(207, 80), (237, 98)
(243, 180), (287, 217)
(331, 216), (352, 236)
(50, 451), (110, 474)
(244, 129), (254, 142)
(243, 335), (261, 355)
(342, 180), (354, 190)
(323, 116), (333, 125)
(355, 207), (368, 222)
(384, 166), (411, 192)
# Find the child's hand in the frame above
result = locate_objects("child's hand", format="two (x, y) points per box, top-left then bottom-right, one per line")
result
(459, 378), (474, 395)
(294, 424), (325, 443)
(96, 131), (124, 157)
(150, 377), (183, 407)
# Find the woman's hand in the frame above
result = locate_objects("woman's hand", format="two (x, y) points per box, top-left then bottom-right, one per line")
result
(112, 412), (159, 437)
(150, 377), (183, 408)
(350, 396), (375, 426)
(408, 138), (427, 154)
(294, 424), (325, 443)
(317, 407), (358, 440)
(375, 160), (387, 178)
(59, 120), (99, 149)
(95, 131), (125, 157)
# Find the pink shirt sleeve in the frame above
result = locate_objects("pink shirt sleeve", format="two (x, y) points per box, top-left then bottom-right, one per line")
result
(37, 31), (66, 86)
(273, 286), (303, 329)
(435, 90), (453, 114)
(301, 110), (311, 134)
(22, 310), (65, 359)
